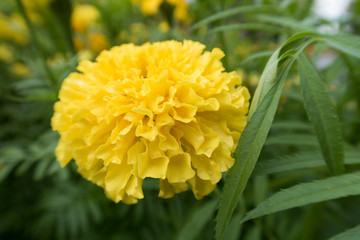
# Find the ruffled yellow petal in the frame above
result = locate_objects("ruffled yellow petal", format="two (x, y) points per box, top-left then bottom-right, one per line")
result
(188, 175), (216, 200)
(159, 179), (188, 198)
(166, 153), (195, 183)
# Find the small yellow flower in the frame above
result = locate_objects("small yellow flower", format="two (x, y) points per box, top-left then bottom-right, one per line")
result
(71, 4), (100, 32)
(158, 21), (170, 32)
(89, 33), (109, 52)
(11, 63), (31, 77)
(52, 40), (250, 204)
(0, 13), (28, 45)
(0, 44), (15, 62)
(132, 0), (188, 21)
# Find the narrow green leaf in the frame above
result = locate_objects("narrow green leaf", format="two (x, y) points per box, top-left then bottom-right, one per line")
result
(242, 171), (360, 223)
(256, 15), (315, 32)
(322, 33), (360, 59)
(329, 224), (360, 240)
(176, 200), (217, 240)
(249, 33), (316, 119)
(190, 6), (274, 31)
(265, 133), (318, 146)
(270, 120), (313, 131)
(298, 53), (344, 175)
(223, 213), (243, 240)
(241, 51), (273, 65)
(206, 23), (280, 35)
(254, 150), (360, 176)
(215, 61), (292, 240)
(248, 48), (280, 118)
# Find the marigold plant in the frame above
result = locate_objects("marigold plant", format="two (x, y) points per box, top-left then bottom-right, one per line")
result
(51, 40), (250, 204)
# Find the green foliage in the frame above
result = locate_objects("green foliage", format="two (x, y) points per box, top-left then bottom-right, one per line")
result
(1, 0), (360, 239)
(298, 53), (344, 175)
(329, 224), (360, 240)
(241, 171), (360, 223)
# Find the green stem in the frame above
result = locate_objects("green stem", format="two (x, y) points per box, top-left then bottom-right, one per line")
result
(15, 0), (58, 93)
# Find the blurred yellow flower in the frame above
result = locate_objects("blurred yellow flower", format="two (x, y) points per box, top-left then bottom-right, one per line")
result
(0, 44), (15, 62)
(132, 0), (188, 21)
(71, 4), (100, 32)
(0, 13), (28, 45)
(158, 21), (170, 32)
(73, 32), (109, 52)
(77, 49), (96, 61)
(11, 63), (31, 77)
(23, 0), (53, 7)
(22, 0), (53, 24)
(89, 33), (109, 52)
(52, 40), (250, 204)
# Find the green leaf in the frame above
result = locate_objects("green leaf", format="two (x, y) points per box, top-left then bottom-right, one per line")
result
(248, 32), (316, 119)
(176, 200), (217, 240)
(322, 33), (360, 59)
(206, 23), (280, 35)
(256, 15), (315, 32)
(215, 60), (293, 240)
(248, 48), (280, 118)
(241, 171), (360, 223)
(190, 5), (274, 31)
(254, 150), (360, 176)
(223, 213), (243, 240)
(241, 51), (273, 65)
(270, 120), (313, 131)
(265, 133), (318, 146)
(329, 224), (360, 240)
(298, 53), (344, 175)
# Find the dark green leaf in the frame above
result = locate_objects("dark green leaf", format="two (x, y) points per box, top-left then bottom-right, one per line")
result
(298, 53), (344, 175)
(176, 200), (217, 240)
(254, 150), (360, 176)
(329, 224), (360, 240)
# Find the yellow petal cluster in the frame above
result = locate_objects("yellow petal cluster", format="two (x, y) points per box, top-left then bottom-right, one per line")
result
(51, 40), (250, 204)
(132, 0), (188, 21)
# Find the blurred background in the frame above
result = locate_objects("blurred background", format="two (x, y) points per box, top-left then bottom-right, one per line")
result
(1, 0), (360, 239)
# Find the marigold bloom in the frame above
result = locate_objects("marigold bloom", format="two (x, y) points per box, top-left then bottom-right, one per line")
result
(52, 40), (250, 204)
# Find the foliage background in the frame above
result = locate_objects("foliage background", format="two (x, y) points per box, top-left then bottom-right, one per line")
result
(1, 0), (360, 239)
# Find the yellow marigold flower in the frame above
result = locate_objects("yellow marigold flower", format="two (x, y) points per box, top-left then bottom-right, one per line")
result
(51, 40), (250, 204)
(71, 4), (100, 32)
(132, 0), (188, 21)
